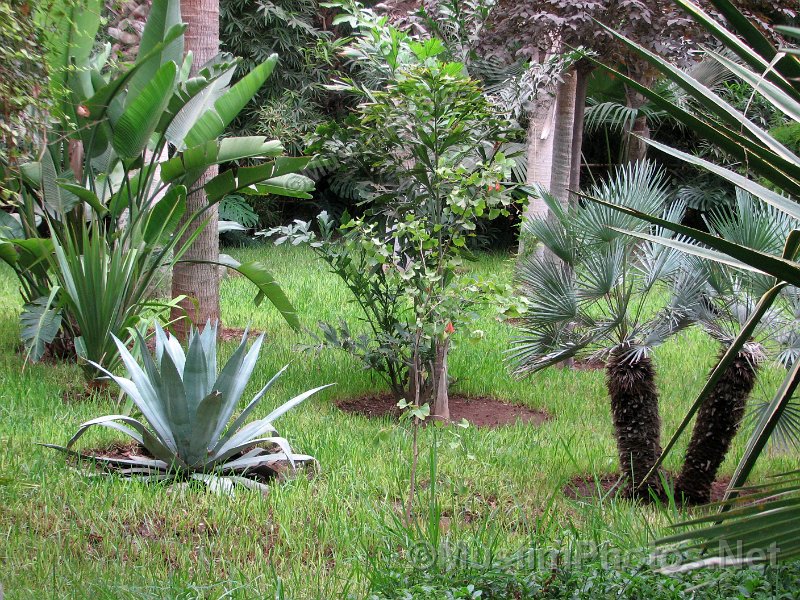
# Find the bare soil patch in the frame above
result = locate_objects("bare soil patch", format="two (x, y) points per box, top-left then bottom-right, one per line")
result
(73, 441), (293, 484)
(563, 472), (738, 505)
(572, 357), (606, 371)
(336, 392), (551, 428)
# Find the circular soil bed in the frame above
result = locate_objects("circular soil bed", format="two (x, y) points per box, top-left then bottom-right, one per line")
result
(71, 441), (295, 484)
(563, 472), (735, 504)
(336, 392), (551, 428)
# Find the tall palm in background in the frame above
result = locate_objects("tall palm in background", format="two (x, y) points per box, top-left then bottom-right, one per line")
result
(510, 161), (697, 500)
(172, 0), (221, 335)
(584, 53), (733, 164)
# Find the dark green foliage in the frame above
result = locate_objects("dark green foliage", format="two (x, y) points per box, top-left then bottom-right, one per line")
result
(0, 0), (48, 167)
(219, 0), (336, 136)
(219, 194), (259, 228)
(675, 350), (759, 505)
(769, 122), (800, 155)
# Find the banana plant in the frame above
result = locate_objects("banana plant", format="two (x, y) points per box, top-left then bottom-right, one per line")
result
(2, 0), (314, 374)
(582, 0), (800, 566)
(44, 322), (331, 492)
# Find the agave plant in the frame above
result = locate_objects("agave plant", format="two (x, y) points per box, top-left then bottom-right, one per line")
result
(44, 322), (330, 491)
(510, 161), (698, 500)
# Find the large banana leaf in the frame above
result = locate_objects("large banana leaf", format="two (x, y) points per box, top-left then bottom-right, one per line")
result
(37, 0), (103, 112)
(160, 137), (284, 182)
(184, 55), (279, 147)
(165, 61), (238, 148)
(205, 158), (314, 202)
(186, 254), (301, 331)
(113, 62), (178, 159)
(127, 0), (184, 104)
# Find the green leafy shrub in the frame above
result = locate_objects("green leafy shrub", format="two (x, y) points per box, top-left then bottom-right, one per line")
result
(266, 42), (520, 419)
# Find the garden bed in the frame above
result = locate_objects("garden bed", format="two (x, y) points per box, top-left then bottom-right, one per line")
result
(336, 392), (551, 428)
(563, 472), (736, 504)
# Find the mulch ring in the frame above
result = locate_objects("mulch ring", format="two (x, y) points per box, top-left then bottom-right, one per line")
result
(335, 392), (551, 428)
(69, 441), (296, 484)
(563, 472), (737, 504)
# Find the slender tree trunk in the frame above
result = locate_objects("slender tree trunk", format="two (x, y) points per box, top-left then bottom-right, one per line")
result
(606, 351), (664, 500)
(549, 69), (577, 209)
(431, 338), (450, 421)
(523, 95), (556, 216)
(569, 65), (591, 195)
(675, 350), (759, 505)
(517, 94), (555, 256)
(171, 0), (220, 336)
(624, 82), (650, 164)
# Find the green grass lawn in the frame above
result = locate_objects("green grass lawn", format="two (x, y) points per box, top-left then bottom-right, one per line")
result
(0, 243), (796, 599)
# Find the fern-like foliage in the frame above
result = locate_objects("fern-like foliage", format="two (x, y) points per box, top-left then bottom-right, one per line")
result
(220, 0), (336, 135)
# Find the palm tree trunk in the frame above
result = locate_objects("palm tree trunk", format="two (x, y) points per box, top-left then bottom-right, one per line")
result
(569, 64), (591, 195)
(517, 81), (556, 255)
(171, 0), (220, 336)
(549, 68), (577, 209)
(606, 350), (664, 500)
(523, 95), (555, 215)
(675, 350), (759, 505)
(624, 81), (650, 164)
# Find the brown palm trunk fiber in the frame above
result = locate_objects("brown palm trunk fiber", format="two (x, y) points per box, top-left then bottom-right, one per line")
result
(606, 351), (664, 500)
(675, 350), (758, 505)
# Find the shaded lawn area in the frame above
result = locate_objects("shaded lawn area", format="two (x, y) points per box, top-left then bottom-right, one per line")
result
(0, 243), (796, 598)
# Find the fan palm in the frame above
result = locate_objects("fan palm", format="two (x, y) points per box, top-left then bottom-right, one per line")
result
(582, 0), (800, 565)
(510, 161), (696, 500)
(675, 191), (798, 505)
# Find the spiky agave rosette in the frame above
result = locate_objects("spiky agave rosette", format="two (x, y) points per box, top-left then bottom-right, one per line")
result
(44, 322), (331, 492)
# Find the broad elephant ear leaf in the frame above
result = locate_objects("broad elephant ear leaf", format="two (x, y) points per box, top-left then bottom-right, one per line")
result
(21, 289), (63, 363)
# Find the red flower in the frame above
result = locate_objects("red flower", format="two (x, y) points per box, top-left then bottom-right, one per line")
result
(445, 322), (455, 334)
(77, 105), (90, 118)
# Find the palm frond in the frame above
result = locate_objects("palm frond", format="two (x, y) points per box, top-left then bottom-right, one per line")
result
(656, 470), (800, 570)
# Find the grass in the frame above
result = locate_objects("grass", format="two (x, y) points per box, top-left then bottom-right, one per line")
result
(0, 243), (797, 599)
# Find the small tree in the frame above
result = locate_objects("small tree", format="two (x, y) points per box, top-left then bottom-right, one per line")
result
(268, 41), (519, 419)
